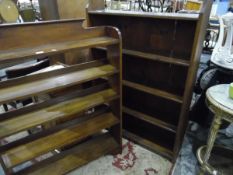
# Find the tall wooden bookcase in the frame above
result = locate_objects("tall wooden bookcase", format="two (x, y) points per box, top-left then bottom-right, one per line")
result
(87, 0), (213, 161)
(0, 19), (122, 174)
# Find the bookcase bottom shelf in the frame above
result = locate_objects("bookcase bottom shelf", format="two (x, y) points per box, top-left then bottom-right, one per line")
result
(15, 134), (119, 175)
(123, 130), (173, 160)
(123, 113), (175, 160)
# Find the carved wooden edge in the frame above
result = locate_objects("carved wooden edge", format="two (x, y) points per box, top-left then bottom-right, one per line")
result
(105, 25), (123, 147)
(173, 0), (213, 161)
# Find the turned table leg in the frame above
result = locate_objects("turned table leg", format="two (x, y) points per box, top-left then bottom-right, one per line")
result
(201, 114), (222, 174)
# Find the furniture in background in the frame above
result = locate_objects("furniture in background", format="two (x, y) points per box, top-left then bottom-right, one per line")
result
(87, 0), (212, 161)
(0, 0), (19, 23)
(211, 12), (233, 71)
(38, 0), (88, 20)
(197, 84), (233, 175)
(38, 0), (90, 66)
(0, 19), (122, 174)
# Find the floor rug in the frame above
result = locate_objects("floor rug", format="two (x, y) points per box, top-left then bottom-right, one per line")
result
(68, 139), (172, 175)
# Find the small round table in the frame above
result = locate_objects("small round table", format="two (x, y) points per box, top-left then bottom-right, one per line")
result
(197, 84), (233, 175)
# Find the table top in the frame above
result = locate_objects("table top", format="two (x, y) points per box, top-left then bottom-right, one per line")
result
(206, 84), (233, 116)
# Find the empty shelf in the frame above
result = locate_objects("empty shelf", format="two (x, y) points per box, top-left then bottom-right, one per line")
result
(123, 130), (173, 160)
(123, 49), (190, 67)
(88, 10), (199, 21)
(23, 134), (119, 175)
(123, 106), (177, 133)
(0, 64), (117, 104)
(94, 47), (190, 66)
(2, 112), (119, 168)
(0, 37), (119, 64)
(0, 89), (118, 139)
(123, 80), (183, 103)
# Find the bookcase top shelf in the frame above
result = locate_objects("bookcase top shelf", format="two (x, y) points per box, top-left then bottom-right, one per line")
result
(88, 10), (200, 21)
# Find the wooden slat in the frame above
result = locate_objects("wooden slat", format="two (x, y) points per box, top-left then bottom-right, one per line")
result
(0, 37), (119, 65)
(94, 47), (190, 66)
(2, 113), (119, 168)
(123, 80), (183, 103)
(0, 64), (117, 104)
(123, 106), (176, 133)
(0, 83), (109, 122)
(88, 10), (199, 21)
(0, 105), (110, 154)
(123, 130), (173, 160)
(123, 49), (190, 67)
(0, 89), (118, 139)
(20, 134), (118, 175)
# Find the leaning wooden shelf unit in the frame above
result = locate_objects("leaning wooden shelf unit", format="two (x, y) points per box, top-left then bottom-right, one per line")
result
(0, 19), (122, 174)
(87, 0), (212, 162)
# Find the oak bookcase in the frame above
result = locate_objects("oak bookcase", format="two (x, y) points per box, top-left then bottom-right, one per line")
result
(87, 0), (212, 161)
(0, 19), (122, 174)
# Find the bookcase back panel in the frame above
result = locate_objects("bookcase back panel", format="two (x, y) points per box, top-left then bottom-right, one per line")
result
(123, 86), (181, 125)
(123, 55), (188, 96)
(123, 113), (175, 150)
(89, 15), (197, 60)
(0, 20), (106, 51)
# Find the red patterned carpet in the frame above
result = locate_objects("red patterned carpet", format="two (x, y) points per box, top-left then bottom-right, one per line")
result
(68, 139), (172, 175)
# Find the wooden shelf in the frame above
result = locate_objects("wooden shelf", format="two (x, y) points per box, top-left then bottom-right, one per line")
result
(123, 80), (183, 103)
(123, 130), (173, 160)
(88, 10), (199, 21)
(0, 89), (118, 139)
(88, 0), (213, 161)
(0, 20), (122, 174)
(21, 134), (119, 175)
(0, 37), (119, 65)
(0, 64), (117, 104)
(123, 106), (176, 133)
(94, 47), (190, 66)
(2, 112), (119, 169)
(123, 49), (190, 67)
